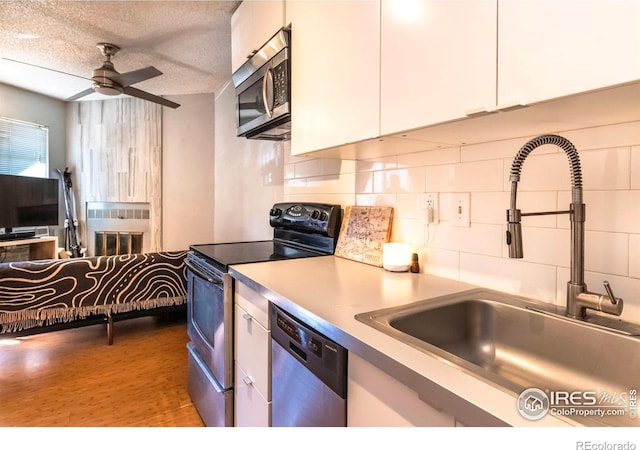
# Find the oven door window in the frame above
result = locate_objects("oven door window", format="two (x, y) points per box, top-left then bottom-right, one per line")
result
(191, 274), (221, 346)
(187, 269), (227, 385)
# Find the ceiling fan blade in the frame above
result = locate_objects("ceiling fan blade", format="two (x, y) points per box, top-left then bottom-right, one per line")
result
(111, 66), (162, 87)
(122, 86), (180, 109)
(67, 87), (96, 102)
(1, 58), (91, 80)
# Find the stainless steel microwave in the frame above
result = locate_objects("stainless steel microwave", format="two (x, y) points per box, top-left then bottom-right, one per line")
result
(232, 27), (291, 141)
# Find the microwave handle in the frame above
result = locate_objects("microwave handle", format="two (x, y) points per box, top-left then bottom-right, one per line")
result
(262, 66), (274, 118)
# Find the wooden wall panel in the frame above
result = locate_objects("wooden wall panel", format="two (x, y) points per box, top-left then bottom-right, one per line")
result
(66, 98), (162, 254)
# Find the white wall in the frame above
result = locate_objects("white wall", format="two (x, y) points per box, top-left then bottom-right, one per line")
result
(0, 83), (66, 233)
(162, 94), (216, 251)
(284, 120), (640, 325)
(213, 81), (285, 243)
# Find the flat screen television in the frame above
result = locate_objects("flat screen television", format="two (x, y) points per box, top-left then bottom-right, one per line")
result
(0, 173), (59, 241)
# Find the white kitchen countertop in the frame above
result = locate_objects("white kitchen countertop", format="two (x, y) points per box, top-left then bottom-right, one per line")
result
(229, 255), (576, 427)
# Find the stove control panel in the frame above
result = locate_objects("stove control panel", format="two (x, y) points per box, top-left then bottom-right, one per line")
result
(269, 202), (342, 237)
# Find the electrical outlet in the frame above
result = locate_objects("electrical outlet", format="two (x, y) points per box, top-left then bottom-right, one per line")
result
(452, 193), (470, 227)
(421, 192), (438, 223)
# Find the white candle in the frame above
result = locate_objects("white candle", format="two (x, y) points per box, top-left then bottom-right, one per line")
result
(382, 243), (414, 272)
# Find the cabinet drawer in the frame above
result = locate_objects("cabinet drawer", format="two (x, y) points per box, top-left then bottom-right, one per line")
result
(235, 363), (271, 427)
(235, 282), (269, 328)
(235, 303), (271, 399)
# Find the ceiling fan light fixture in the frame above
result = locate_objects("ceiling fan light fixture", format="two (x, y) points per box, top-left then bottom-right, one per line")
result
(93, 84), (121, 96)
(64, 42), (180, 108)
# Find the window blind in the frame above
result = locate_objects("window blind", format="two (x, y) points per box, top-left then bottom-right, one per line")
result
(0, 117), (49, 177)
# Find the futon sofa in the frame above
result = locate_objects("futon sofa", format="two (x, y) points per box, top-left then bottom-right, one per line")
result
(0, 251), (187, 344)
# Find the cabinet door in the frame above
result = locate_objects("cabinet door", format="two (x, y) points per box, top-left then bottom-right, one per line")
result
(287, 0), (380, 155)
(231, 0), (285, 73)
(498, 1), (640, 106)
(235, 363), (271, 427)
(235, 303), (271, 399)
(380, 0), (497, 135)
(347, 353), (455, 426)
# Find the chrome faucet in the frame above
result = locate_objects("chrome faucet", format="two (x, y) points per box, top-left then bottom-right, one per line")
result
(506, 134), (623, 319)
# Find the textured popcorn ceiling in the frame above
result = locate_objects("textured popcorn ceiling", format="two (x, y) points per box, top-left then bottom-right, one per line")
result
(0, 0), (241, 102)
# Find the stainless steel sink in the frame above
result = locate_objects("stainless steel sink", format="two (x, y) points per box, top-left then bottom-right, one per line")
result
(355, 288), (640, 426)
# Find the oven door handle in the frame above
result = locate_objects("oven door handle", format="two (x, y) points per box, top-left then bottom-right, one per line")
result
(185, 259), (223, 285)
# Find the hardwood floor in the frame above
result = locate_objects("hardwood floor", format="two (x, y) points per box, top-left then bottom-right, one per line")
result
(0, 313), (204, 427)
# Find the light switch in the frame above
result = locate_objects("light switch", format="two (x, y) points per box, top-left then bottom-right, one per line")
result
(452, 193), (470, 227)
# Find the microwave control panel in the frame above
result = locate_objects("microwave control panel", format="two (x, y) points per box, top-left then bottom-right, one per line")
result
(273, 60), (289, 108)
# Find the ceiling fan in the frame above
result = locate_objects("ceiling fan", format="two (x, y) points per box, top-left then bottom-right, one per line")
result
(68, 43), (180, 109)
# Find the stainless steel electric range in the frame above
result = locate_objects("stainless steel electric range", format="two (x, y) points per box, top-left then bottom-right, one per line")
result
(184, 202), (342, 427)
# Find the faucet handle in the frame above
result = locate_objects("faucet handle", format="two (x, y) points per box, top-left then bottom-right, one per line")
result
(603, 280), (619, 305)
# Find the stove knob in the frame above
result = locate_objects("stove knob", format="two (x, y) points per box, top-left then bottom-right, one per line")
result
(311, 210), (320, 220)
(270, 207), (282, 217)
(319, 211), (329, 221)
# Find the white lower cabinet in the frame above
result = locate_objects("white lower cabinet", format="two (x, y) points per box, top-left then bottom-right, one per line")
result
(347, 352), (456, 427)
(234, 282), (271, 427)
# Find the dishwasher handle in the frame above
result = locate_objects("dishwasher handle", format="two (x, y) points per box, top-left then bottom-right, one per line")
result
(288, 341), (307, 362)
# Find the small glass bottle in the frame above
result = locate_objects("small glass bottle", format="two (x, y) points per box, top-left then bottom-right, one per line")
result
(410, 253), (420, 273)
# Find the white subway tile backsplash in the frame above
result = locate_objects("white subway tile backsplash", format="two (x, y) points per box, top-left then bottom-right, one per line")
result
(462, 134), (551, 162)
(355, 172), (374, 194)
(471, 192), (508, 225)
(429, 223), (503, 257)
(355, 193), (396, 208)
(584, 231), (629, 277)
(287, 193), (356, 207)
(506, 226), (570, 267)
(305, 172), (356, 194)
(474, 191), (558, 228)
(355, 156), (397, 172)
(397, 147), (460, 168)
(422, 248), (460, 280)
(631, 146), (640, 189)
(426, 159), (503, 192)
(580, 146), (630, 190)
(284, 164), (295, 180)
(284, 178), (307, 196)
(281, 119), (639, 319)
(390, 217), (425, 247)
(460, 253), (557, 303)
(629, 234), (640, 279)
(373, 167), (426, 193)
(558, 190), (640, 234)
(561, 121), (640, 151)
(396, 193), (426, 220)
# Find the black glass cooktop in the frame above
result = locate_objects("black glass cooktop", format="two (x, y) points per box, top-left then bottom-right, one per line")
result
(190, 240), (326, 271)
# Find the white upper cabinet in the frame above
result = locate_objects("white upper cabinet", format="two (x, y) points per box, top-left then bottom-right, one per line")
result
(380, 0), (497, 136)
(498, 0), (640, 107)
(231, 0), (285, 73)
(287, 0), (381, 156)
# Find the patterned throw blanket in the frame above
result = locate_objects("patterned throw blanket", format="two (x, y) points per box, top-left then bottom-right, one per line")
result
(0, 251), (187, 333)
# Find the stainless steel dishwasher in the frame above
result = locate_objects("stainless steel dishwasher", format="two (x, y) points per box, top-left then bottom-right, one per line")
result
(270, 304), (347, 427)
